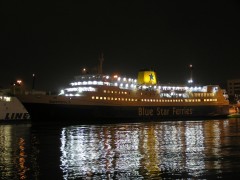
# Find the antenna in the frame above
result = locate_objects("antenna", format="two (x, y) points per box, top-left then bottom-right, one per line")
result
(98, 52), (104, 74)
(188, 64), (193, 84)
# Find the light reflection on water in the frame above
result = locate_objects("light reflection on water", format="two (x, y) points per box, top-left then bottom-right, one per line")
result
(1, 119), (240, 179)
(59, 119), (240, 179)
(0, 124), (31, 180)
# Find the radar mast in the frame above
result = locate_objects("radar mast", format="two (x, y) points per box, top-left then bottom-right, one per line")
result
(98, 52), (104, 74)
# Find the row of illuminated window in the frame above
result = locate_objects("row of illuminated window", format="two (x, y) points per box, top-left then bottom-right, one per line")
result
(92, 96), (137, 102)
(193, 93), (215, 97)
(103, 90), (128, 95)
(91, 96), (218, 103)
(70, 81), (110, 86)
(203, 99), (217, 102)
(102, 90), (213, 97)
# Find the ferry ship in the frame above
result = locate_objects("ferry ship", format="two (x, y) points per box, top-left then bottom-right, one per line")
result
(0, 94), (30, 123)
(16, 65), (229, 123)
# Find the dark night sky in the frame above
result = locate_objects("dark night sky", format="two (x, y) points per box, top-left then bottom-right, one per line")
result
(1, 1), (240, 91)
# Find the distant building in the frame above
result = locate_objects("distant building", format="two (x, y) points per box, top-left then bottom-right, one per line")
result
(227, 79), (240, 103)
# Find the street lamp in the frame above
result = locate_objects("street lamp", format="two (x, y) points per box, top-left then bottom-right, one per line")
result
(16, 80), (22, 85)
(82, 68), (87, 74)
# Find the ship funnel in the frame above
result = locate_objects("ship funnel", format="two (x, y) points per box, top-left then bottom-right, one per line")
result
(137, 69), (157, 85)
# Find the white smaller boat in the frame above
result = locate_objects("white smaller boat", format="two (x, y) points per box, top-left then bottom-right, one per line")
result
(0, 94), (30, 123)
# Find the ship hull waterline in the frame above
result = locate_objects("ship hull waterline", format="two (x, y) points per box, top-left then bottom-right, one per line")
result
(23, 103), (229, 124)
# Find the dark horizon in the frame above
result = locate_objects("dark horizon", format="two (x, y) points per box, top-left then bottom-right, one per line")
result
(1, 1), (240, 91)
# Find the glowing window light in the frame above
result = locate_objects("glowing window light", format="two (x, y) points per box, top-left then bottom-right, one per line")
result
(97, 81), (103, 85)
(92, 96), (95, 99)
(65, 87), (96, 93)
(59, 90), (64, 95)
(88, 81), (93, 85)
(125, 84), (129, 88)
(188, 79), (193, 84)
(2, 96), (11, 102)
(93, 81), (97, 85)
(118, 77), (121, 81)
(123, 77), (126, 81)
(114, 83), (118, 86)
(66, 87), (78, 92)
(106, 76), (109, 79)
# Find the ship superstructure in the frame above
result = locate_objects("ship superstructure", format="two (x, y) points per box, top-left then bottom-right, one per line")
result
(61, 71), (226, 105)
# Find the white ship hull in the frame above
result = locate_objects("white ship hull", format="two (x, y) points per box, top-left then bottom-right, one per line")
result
(0, 96), (30, 123)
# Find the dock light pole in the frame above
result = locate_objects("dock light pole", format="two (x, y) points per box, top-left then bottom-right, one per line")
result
(32, 73), (35, 90)
(188, 64), (193, 84)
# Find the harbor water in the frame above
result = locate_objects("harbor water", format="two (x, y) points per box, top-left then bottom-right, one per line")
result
(1, 118), (240, 179)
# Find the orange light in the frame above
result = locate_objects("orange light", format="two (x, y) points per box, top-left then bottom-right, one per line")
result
(17, 80), (22, 84)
